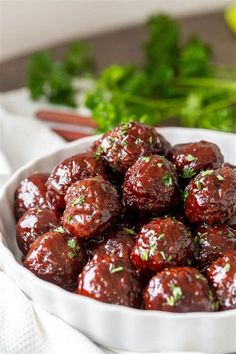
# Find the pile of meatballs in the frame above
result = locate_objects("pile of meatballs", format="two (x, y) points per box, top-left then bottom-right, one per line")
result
(15, 122), (236, 312)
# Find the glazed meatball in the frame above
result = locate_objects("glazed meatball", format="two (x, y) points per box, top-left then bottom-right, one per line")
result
(131, 217), (193, 273)
(167, 141), (224, 180)
(194, 224), (236, 269)
(144, 267), (216, 312)
(123, 155), (179, 215)
(184, 167), (236, 224)
(94, 121), (170, 175)
(15, 173), (50, 220)
(94, 227), (135, 260)
(46, 152), (105, 212)
(63, 176), (121, 239)
(16, 207), (61, 255)
(207, 251), (236, 310)
(24, 231), (86, 291)
(77, 256), (142, 308)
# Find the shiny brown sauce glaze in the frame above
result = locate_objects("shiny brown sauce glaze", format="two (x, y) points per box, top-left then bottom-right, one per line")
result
(14, 122), (236, 311)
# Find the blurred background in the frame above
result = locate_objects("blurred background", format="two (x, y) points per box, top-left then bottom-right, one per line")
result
(0, 0), (236, 142)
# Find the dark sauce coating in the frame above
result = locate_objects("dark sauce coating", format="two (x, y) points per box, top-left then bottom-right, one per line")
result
(194, 224), (236, 269)
(23, 231), (87, 291)
(227, 213), (236, 230)
(123, 155), (179, 215)
(16, 207), (61, 255)
(167, 141), (224, 180)
(94, 122), (170, 175)
(46, 152), (105, 212)
(94, 227), (135, 260)
(131, 217), (193, 273)
(15, 173), (50, 220)
(207, 251), (236, 310)
(63, 176), (121, 239)
(184, 167), (236, 224)
(77, 256), (142, 308)
(144, 267), (215, 312)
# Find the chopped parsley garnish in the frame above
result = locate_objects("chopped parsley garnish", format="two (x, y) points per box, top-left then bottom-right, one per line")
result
(166, 284), (183, 306)
(187, 259), (192, 265)
(36, 208), (42, 215)
(94, 146), (104, 159)
(195, 180), (203, 190)
(67, 214), (73, 224)
(194, 232), (207, 245)
(142, 156), (151, 163)
(186, 154), (197, 162)
(208, 290), (220, 311)
(183, 189), (189, 200)
(223, 263), (231, 272)
(67, 238), (80, 258)
(160, 251), (172, 262)
(162, 172), (172, 187)
(119, 123), (129, 136)
(201, 169), (214, 176)
(123, 227), (136, 235)
(211, 301), (220, 311)
(157, 162), (163, 168)
(72, 195), (85, 206)
(54, 226), (65, 233)
(195, 273), (206, 281)
(110, 265), (123, 274)
(68, 238), (80, 251)
(140, 249), (149, 261)
(121, 140), (128, 147)
(157, 233), (165, 241)
(182, 166), (195, 179)
(149, 235), (157, 256)
(217, 174), (224, 181)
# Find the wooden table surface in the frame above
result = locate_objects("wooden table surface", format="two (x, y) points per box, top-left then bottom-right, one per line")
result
(0, 11), (235, 92)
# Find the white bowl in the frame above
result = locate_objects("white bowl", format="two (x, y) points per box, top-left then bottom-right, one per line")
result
(0, 127), (236, 353)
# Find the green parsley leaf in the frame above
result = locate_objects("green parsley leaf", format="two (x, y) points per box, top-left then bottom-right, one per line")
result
(68, 251), (76, 259)
(186, 154), (197, 162)
(183, 189), (189, 200)
(142, 156), (151, 163)
(195, 180), (203, 190)
(162, 172), (173, 187)
(72, 195), (85, 206)
(223, 263), (231, 272)
(166, 284), (183, 306)
(195, 273), (206, 281)
(94, 146), (105, 159)
(211, 301), (220, 311)
(67, 238), (80, 251)
(157, 162), (163, 168)
(54, 226), (65, 233)
(157, 233), (165, 241)
(182, 166), (195, 179)
(201, 170), (214, 176)
(160, 251), (172, 262)
(123, 227), (136, 235)
(217, 174), (224, 181)
(110, 265), (123, 274)
(140, 249), (149, 261)
(67, 215), (73, 224)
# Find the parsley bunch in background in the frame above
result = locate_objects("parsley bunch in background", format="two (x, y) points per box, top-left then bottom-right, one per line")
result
(27, 14), (236, 132)
(28, 42), (94, 107)
(86, 14), (236, 132)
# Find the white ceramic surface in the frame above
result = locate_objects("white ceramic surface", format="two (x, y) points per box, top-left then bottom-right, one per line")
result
(0, 127), (236, 353)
